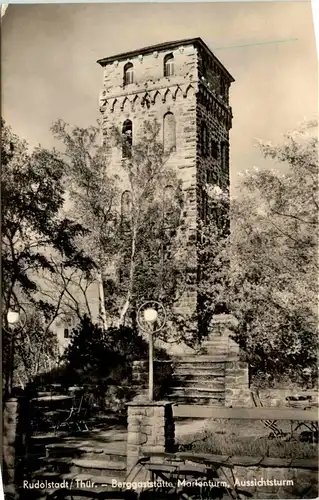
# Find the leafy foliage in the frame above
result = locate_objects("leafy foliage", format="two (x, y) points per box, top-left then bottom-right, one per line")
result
(61, 315), (172, 408)
(52, 119), (190, 332)
(229, 120), (318, 386)
(63, 315), (147, 380)
(1, 119), (91, 315)
(1, 119), (92, 392)
(113, 120), (189, 325)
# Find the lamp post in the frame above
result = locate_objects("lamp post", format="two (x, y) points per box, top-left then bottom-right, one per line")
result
(137, 301), (166, 402)
(4, 305), (27, 397)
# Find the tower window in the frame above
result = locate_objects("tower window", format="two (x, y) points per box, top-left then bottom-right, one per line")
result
(211, 139), (219, 159)
(124, 62), (133, 85)
(122, 119), (133, 158)
(164, 53), (174, 77)
(221, 141), (228, 171)
(64, 328), (69, 339)
(201, 123), (208, 157)
(163, 112), (176, 152)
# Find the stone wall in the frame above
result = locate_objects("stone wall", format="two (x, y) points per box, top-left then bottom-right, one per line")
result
(225, 360), (252, 408)
(126, 401), (175, 480)
(98, 39), (234, 323)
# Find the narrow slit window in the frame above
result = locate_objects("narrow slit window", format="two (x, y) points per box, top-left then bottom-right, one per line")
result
(163, 112), (176, 152)
(201, 123), (208, 157)
(221, 141), (228, 172)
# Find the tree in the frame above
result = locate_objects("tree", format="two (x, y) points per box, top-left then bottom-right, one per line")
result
(51, 120), (119, 330)
(229, 120), (318, 386)
(12, 308), (59, 389)
(111, 120), (188, 326)
(39, 256), (97, 323)
(1, 119), (92, 391)
(52, 119), (189, 332)
(1, 119), (91, 316)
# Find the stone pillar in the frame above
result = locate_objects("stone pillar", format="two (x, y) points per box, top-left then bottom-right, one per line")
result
(3, 398), (22, 498)
(225, 360), (252, 408)
(126, 400), (175, 481)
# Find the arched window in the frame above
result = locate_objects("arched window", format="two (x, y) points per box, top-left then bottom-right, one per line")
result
(123, 62), (133, 85)
(121, 190), (132, 233)
(163, 112), (176, 152)
(164, 53), (174, 77)
(122, 119), (133, 158)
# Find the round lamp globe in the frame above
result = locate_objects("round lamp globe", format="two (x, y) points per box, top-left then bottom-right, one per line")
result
(144, 308), (158, 324)
(7, 310), (20, 325)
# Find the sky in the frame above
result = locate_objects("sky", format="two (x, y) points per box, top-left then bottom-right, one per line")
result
(2, 2), (318, 186)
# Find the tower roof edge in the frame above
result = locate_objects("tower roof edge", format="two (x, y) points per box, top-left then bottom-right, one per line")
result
(97, 37), (235, 82)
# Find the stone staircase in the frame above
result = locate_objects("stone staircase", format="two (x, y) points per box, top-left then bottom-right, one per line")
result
(168, 315), (243, 406)
(25, 429), (128, 498)
(24, 387), (128, 499)
(170, 356), (226, 405)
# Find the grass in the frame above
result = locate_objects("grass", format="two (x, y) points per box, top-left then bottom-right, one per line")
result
(178, 418), (318, 459)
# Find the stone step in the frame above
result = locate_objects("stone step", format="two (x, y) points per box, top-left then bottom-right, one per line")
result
(172, 377), (225, 389)
(71, 459), (126, 479)
(202, 339), (230, 346)
(173, 361), (226, 370)
(175, 355), (238, 362)
(169, 396), (225, 405)
(46, 443), (104, 459)
(46, 440), (127, 460)
(40, 456), (73, 474)
(200, 350), (229, 356)
(31, 432), (69, 444)
(170, 387), (225, 398)
(173, 370), (225, 377)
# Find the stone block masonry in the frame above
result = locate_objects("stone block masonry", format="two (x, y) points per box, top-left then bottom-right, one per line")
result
(126, 401), (175, 480)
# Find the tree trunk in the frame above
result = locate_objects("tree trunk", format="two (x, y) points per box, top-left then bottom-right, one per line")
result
(118, 226), (137, 327)
(98, 269), (108, 332)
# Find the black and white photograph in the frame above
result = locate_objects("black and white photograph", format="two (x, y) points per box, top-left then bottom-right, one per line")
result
(1, 2), (318, 499)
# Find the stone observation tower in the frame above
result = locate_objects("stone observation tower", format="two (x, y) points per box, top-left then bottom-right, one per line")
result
(97, 37), (234, 326)
(97, 39), (249, 406)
